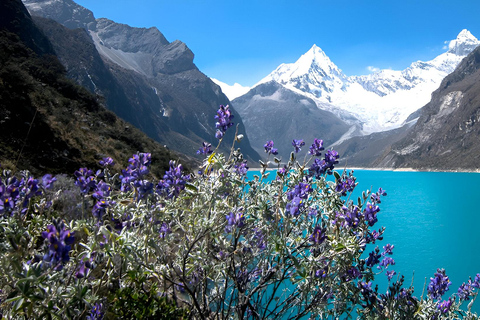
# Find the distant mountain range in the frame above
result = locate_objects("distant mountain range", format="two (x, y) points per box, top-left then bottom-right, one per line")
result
(11, 0), (480, 171)
(21, 0), (261, 164)
(226, 30), (480, 168)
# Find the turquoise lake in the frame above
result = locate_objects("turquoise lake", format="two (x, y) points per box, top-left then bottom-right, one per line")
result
(248, 170), (480, 313)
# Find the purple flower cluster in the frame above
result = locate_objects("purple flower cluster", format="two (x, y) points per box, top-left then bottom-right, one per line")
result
(264, 140), (278, 155)
(364, 202), (380, 227)
(41, 220), (75, 270)
(308, 150), (339, 177)
(428, 268), (451, 300)
(343, 266), (362, 282)
(309, 138), (324, 157)
(366, 227), (385, 244)
(234, 160), (249, 176)
(156, 160), (191, 199)
(0, 172), (55, 216)
(286, 180), (313, 216)
(310, 225), (326, 245)
(214, 105), (234, 139)
(437, 298), (453, 314)
(225, 208), (246, 233)
(334, 172), (357, 196)
(366, 246), (381, 268)
(120, 153), (151, 192)
(292, 139), (305, 153)
(456, 275), (480, 301)
(86, 301), (104, 320)
(74, 168), (97, 194)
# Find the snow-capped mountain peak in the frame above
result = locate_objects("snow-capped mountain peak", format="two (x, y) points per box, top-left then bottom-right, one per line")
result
(257, 44), (347, 102)
(447, 29), (479, 56)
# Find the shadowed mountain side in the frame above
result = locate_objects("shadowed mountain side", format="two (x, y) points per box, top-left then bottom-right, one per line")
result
(23, 0), (261, 164)
(232, 81), (351, 160)
(374, 46), (480, 170)
(0, 0), (183, 176)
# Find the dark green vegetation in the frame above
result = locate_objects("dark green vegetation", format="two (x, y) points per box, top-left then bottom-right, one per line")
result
(0, 0), (184, 177)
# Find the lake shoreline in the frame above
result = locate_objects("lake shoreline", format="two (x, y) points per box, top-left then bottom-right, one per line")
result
(248, 167), (480, 173)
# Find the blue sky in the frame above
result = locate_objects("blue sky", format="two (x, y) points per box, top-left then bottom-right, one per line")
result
(75, 0), (480, 87)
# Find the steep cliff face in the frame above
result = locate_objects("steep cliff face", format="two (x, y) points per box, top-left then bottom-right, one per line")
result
(0, 0), (179, 176)
(374, 47), (480, 170)
(23, 0), (260, 163)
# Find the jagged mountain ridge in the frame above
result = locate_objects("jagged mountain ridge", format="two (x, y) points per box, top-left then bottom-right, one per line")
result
(374, 45), (480, 170)
(22, 0), (261, 163)
(249, 30), (480, 134)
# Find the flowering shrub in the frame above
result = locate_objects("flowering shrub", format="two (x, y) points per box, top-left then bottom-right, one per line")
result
(0, 105), (479, 319)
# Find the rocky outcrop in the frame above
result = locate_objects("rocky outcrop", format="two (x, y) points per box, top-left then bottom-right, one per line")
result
(374, 46), (480, 170)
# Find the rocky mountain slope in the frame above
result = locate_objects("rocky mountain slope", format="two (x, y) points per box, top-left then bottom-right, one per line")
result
(232, 81), (351, 160)
(0, 0), (179, 176)
(22, 0), (260, 163)
(374, 46), (480, 170)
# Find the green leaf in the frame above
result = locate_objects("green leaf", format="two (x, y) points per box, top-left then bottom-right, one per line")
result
(333, 171), (341, 181)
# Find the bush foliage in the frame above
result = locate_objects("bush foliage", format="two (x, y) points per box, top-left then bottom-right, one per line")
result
(0, 106), (479, 319)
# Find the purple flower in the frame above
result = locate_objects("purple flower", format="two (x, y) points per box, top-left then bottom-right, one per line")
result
(344, 266), (362, 282)
(134, 179), (154, 200)
(234, 160), (249, 176)
(334, 172), (356, 196)
(215, 105), (234, 136)
(286, 196), (302, 216)
(364, 202), (380, 227)
(457, 281), (475, 301)
(41, 221), (75, 270)
(252, 228), (266, 250)
(310, 225), (326, 245)
(159, 222), (172, 239)
(120, 153), (151, 192)
(386, 270), (396, 281)
(292, 139), (305, 153)
(225, 209), (246, 232)
(315, 266), (328, 278)
(309, 138), (324, 156)
(342, 205), (361, 229)
(87, 302), (104, 320)
(366, 247), (381, 267)
(437, 298), (453, 314)
(156, 161), (191, 199)
(99, 157), (114, 167)
(74, 168), (97, 193)
(382, 244), (394, 256)
(428, 269), (451, 300)
(378, 257), (395, 270)
(41, 174), (57, 189)
(366, 228), (385, 244)
(308, 150), (339, 177)
(197, 142), (213, 155)
(264, 140), (278, 155)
